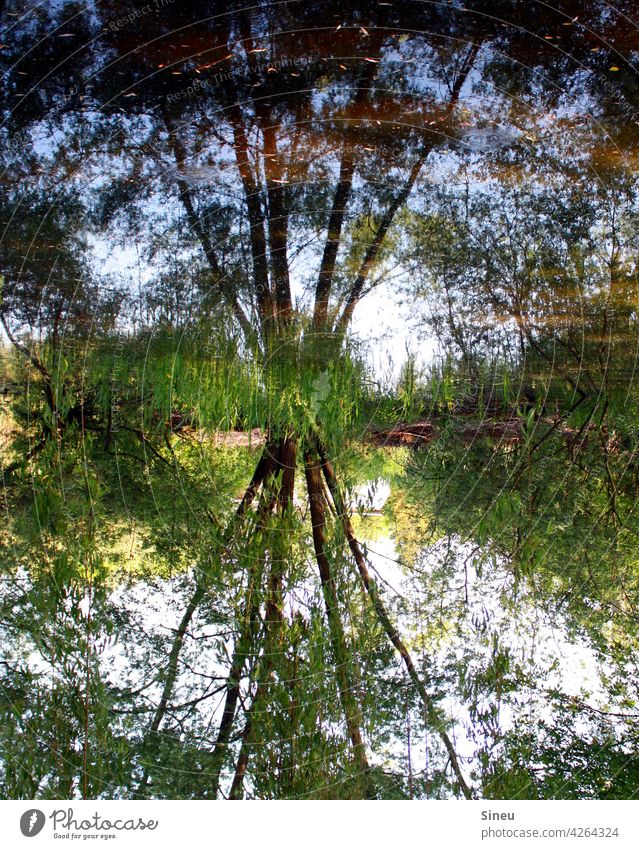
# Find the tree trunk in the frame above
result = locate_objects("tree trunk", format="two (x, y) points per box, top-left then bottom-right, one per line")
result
(208, 481), (279, 796)
(304, 450), (374, 799)
(139, 442), (278, 796)
(318, 444), (472, 799)
(229, 436), (297, 798)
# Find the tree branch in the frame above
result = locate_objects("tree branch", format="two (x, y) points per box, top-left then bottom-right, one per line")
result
(334, 40), (482, 334)
(161, 102), (253, 341)
(312, 34), (387, 329)
(317, 442), (473, 799)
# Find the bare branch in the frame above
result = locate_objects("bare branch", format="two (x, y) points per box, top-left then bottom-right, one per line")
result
(335, 41), (482, 334)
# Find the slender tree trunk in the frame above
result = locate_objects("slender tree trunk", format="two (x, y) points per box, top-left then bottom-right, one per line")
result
(208, 491), (278, 797)
(138, 443), (278, 796)
(210, 436), (298, 797)
(304, 451), (374, 799)
(229, 436), (297, 798)
(317, 445), (472, 799)
(148, 584), (206, 741)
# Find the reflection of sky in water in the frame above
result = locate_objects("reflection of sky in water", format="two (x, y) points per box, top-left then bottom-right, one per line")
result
(355, 481), (610, 781)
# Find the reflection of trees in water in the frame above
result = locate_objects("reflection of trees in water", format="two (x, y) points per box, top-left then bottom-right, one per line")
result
(1, 0), (639, 799)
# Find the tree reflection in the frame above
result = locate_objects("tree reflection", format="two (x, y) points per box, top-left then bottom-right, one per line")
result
(1, 0), (639, 799)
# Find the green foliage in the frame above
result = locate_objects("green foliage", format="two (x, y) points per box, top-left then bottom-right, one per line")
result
(3, 0), (639, 802)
